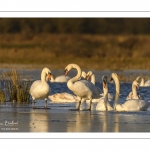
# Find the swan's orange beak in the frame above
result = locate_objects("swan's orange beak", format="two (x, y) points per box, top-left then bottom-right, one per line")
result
(86, 75), (90, 80)
(48, 73), (51, 80)
(103, 82), (106, 88)
(65, 69), (68, 77)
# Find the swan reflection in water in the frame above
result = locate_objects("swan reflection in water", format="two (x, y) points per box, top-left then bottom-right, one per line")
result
(29, 109), (49, 132)
(66, 110), (120, 132)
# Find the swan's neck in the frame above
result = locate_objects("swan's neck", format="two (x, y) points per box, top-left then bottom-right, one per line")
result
(103, 85), (108, 110)
(41, 70), (47, 82)
(67, 64), (82, 91)
(140, 78), (144, 86)
(113, 75), (120, 109)
(91, 74), (95, 85)
(132, 83), (138, 97)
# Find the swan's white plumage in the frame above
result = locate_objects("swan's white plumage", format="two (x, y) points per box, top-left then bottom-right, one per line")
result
(49, 92), (79, 103)
(29, 67), (51, 108)
(65, 64), (101, 110)
(53, 75), (71, 82)
(111, 73), (149, 112)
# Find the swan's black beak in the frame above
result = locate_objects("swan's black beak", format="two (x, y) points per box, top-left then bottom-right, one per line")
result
(65, 69), (68, 77)
(136, 84), (140, 90)
(110, 77), (113, 82)
(86, 75), (90, 80)
(48, 73), (51, 80)
(102, 76), (107, 88)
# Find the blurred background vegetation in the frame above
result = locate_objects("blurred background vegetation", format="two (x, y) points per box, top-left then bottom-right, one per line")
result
(1, 18), (150, 70)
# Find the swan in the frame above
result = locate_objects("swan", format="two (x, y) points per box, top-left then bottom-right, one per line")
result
(50, 75), (71, 82)
(136, 76), (150, 87)
(110, 73), (149, 112)
(48, 71), (87, 103)
(29, 67), (51, 109)
(96, 76), (114, 111)
(64, 64), (101, 111)
(126, 76), (144, 100)
(86, 71), (114, 101)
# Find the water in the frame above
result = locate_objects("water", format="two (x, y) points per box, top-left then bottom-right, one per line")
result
(1, 69), (150, 132)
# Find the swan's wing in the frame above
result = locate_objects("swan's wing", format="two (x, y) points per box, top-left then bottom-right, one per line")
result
(126, 92), (144, 100)
(30, 80), (50, 99)
(55, 75), (71, 82)
(72, 80), (101, 99)
(49, 92), (79, 102)
(144, 80), (150, 87)
(30, 80), (41, 94)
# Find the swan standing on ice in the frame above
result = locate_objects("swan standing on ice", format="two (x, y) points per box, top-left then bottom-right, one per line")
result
(96, 76), (114, 111)
(64, 64), (101, 111)
(110, 73), (149, 111)
(86, 71), (114, 101)
(30, 67), (51, 109)
(48, 71), (87, 103)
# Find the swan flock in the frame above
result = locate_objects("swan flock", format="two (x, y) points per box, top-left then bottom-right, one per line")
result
(29, 63), (150, 111)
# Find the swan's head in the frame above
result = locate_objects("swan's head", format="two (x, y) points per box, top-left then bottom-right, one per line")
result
(102, 75), (108, 88)
(64, 64), (74, 76)
(136, 76), (142, 83)
(43, 67), (52, 80)
(81, 71), (87, 79)
(86, 71), (93, 80)
(110, 73), (118, 82)
(133, 80), (140, 90)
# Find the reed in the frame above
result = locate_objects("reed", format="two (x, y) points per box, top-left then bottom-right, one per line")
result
(0, 67), (32, 102)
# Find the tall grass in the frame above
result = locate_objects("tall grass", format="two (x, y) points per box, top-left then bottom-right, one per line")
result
(0, 67), (32, 102)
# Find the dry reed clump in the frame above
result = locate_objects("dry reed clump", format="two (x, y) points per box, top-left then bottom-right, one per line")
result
(1, 67), (32, 102)
(0, 83), (6, 102)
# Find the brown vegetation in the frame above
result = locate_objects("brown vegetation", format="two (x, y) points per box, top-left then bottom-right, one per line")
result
(0, 33), (150, 70)
(0, 67), (32, 102)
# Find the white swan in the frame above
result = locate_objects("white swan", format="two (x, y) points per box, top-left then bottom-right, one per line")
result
(50, 75), (71, 82)
(48, 71), (87, 103)
(136, 76), (150, 87)
(96, 76), (114, 111)
(111, 73), (149, 112)
(29, 67), (51, 109)
(65, 64), (101, 111)
(86, 71), (114, 101)
(126, 76), (144, 100)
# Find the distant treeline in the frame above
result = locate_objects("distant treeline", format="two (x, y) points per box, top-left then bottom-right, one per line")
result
(1, 18), (150, 34)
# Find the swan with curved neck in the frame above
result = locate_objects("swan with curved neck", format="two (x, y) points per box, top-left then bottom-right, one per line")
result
(30, 67), (51, 109)
(96, 76), (114, 111)
(48, 71), (87, 103)
(65, 64), (101, 111)
(111, 73), (148, 111)
(126, 76), (143, 100)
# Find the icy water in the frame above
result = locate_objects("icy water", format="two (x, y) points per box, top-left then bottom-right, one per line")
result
(1, 69), (150, 132)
